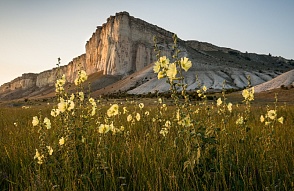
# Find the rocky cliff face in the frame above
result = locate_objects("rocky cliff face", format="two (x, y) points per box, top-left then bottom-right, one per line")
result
(0, 11), (176, 99)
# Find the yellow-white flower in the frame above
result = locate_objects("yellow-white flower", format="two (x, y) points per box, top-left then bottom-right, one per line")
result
(260, 115), (265, 123)
(79, 92), (85, 101)
(46, 146), (53, 155)
(236, 116), (244, 125)
(267, 110), (277, 120)
(59, 137), (65, 146)
(136, 113), (141, 121)
(153, 61), (161, 73)
(159, 56), (169, 68)
(74, 70), (88, 85)
(242, 87), (254, 101)
(180, 57), (192, 72)
(202, 86), (207, 92)
(166, 63), (177, 80)
(145, 111), (150, 116)
(123, 107), (128, 114)
(43, 117), (51, 129)
(51, 108), (60, 117)
(139, 103), (144, 109)
(127, 114), (133, 122)
(157, 71), (165, 79)
(217, 98), (222, 106)
(159, 128), (169, 137)
(34, 149), (44, 165)
(98, 124), (111, 134)
(278, 116), (284, 124)
(227, 102), (233, 112)
(107, 104), (119, 117)
(32, 116), (39, 126)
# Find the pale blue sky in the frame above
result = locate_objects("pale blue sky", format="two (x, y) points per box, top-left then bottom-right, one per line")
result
(0, 0), (293, 85)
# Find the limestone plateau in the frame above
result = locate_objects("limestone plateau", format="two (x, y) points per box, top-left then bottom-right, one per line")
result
(1, 11), (294, 100)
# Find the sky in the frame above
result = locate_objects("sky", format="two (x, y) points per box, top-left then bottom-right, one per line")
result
(0, 0), (293, 86)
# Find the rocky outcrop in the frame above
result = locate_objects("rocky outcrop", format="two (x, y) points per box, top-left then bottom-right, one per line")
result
(1, 11), (294, 100)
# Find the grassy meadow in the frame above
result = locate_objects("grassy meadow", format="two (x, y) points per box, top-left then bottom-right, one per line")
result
(1, 38), (294, 190)
(1, 87), (294, 190)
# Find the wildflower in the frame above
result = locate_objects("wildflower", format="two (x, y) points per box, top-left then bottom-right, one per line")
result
(67, 100), (75, 111)
(227, 102), (232, 112)
(127, 114), (132, 122)
(165, 120), (171, 128)
(34, 149), (44, 165)
(278, 116), (284, 124)
(180, 57), (192, 72)
(59, 137), (65, 146)
(107, 104), (119, 117)
(202, 86), (207, 92)
(160, 128), (169, 137)
(74, 70), (88, 85)
(55, 74), (66, 93)
(46, 146), (53, 155)
(51, 108), (60, 117)
(43, 117), (51, 129)
(139, 103), (144, 109)
(123, 107), (128, 114)
(14, 122), (17, 127)
(236, 116), (244, 125)
(267, 110), (277, 120)
(145, 111), (150, 116)
(166, 63), (177, 80)
(159, 56), (169, 68)
(70, 93), (75, 101)
(79, 92), (85, 101)
(260, 115), (265, 123)
(217, 98), (222, 106)
(242, 87), (254, 101)
(32, 116), (39, 126)
(158, 98), (162, 104)
(89, 97), (95, 104)
(157, 71), (165, 79)
(136, 113), (141, 121)
(120, 126), (125, 131)
(81, 136), (86, 143)
(153, 61), (161, 73)
(98, 124), (111, 134)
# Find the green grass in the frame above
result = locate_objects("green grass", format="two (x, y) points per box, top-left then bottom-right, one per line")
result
(1, 99), (294, 190)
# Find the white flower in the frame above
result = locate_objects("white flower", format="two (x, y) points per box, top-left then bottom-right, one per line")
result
(267, 110), (277, 120)
(59, 137), (65, 146)
(166, 63), (177, 80)
(107, 104), (119, 117)
(136, 113), (141, 121)
(139, 103), (144, 109)
(278, 116), (284, 124)
(127, 114), (132, 122)
(43, 117), (51, 129)
(46, 146), (53, 155)
(32, 116), (39, 126)
(227, 103), (232, 112)
(217, 98), (222, 106)
(98, 124), (111, 134)
(51, 109), (60, 117)
(180, 57), (192, 72)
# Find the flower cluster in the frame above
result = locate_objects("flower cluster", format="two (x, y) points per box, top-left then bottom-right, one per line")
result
(242, 87), (254, 102)
(55, 74), (66, 93)
(260, 109), (284, 125)
(153, 56), (192, 81)
(74, 70), (88, 86)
